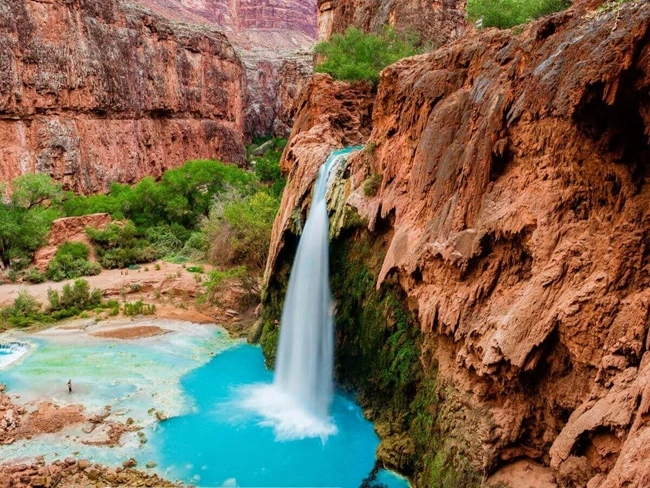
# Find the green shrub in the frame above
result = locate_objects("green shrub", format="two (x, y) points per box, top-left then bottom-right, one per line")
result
(314, 27), (420, 84)
(87, 222), (157, 269)
(467, 0), (570, 29)
(200, 267), (249, 305)
(363, 174), (382, 197)
(0, 290), (48, 328)
(56, 242), (90, 261)
(24, 268), (47, 284)
(145, 225), (183, 258)
(178, 232), (208, 261)
(123, 300), (156, 316)
(65, 160), (256, 230)
(203, 191), (279, 271)
(46, 242), (101, 282)
(47, 279), (103, 319)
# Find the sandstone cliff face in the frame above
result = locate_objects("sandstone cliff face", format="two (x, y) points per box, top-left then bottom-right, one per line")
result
(318, 0), (467, 47)
(137, 0), (317, 137)
(0, 0), (246, 193)
(137, 0), (317, 38)
(266, 1), (650, 486)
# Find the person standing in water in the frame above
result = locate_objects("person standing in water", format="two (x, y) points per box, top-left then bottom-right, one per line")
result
(67, 379), (72, 393)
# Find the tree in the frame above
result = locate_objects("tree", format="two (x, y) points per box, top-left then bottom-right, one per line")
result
(0, 205), (58, 268)
(11, 173), (63, 209)
(314, 27), (421, 84)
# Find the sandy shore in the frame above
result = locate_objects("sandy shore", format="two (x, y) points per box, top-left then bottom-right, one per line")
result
(0, 260), (259, 337)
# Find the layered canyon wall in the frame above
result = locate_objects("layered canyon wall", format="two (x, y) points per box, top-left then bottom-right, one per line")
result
(263, 1), (650, 486)
(0, 0), (318, 192)
(0, 0), (247, 193)
(317, 0), (467, 47)
(138, 0), (318, 137)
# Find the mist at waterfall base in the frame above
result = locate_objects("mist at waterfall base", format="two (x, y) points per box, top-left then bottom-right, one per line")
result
(238, 148), (357, 441)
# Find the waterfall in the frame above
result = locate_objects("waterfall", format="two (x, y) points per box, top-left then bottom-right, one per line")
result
(273, 148), (357, 417)
(238, 147), (361, 440)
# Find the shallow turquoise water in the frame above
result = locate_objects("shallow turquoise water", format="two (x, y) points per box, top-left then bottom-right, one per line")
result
(0, 323), (409, 488)
(154, 344), (408, 487)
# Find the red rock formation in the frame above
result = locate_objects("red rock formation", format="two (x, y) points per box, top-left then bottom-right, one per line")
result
(267, 1), (650, 486)
(0, 0), (246, 193)
(136, 0), (318, 137)
(137, 0), (317, 38)
(33, 214), (112, 271)
(317, 0), (467, 47)
(263, 73), (374, 284)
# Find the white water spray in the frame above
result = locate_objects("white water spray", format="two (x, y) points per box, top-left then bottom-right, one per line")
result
(239, 147), (361, 440)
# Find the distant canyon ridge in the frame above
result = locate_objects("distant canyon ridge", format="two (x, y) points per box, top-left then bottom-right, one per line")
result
(0, 0), (317, 193)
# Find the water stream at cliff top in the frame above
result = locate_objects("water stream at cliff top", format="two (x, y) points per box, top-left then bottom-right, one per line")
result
(239, 147), (360, 441)
(0, 319), (408, 487)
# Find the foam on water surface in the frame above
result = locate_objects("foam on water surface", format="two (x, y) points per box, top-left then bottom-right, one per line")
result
(0, 341), (32, 369)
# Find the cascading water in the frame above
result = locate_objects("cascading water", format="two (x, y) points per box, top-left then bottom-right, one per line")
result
(0, 341), (32, 369)
(239, 147), (362, 440)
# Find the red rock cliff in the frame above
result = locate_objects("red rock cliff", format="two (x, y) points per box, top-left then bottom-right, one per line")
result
(0, 0), (246, 193)
(137, 0), (318, 138)
(267, 1), (650, 486)
(138, 0), (317, 37)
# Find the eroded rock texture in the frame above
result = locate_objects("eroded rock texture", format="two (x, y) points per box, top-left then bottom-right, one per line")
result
(0, 0), (246, 193)
(317, 0), (467, 47)
(266, 1), (650, 486)
(138, 0), (318, 137)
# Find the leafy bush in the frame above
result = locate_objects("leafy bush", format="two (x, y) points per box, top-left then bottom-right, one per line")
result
(65, 160), (256, 230)
(203, 190), (279, 271)
(467, 0), (570, 29)
(0, 290), (48, 328)
(200, 267), (248, 304)
(363, 174), (382, 197)
(46, 242), (101, 282)
(0, 205), (59, 269)
(87, 222), (156, 269)
(248, 138), (288, 198)
(178, 232), (208, 261)
(314, 27), (420, 84)
(145, 225), (183, 258)
(123, 300), (156, 316)
(24, 268), (47, 284)
(47, 279), (103, 319)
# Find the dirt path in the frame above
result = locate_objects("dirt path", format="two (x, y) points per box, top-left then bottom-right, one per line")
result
(0, 260), (259, 336)
(0, 261), (198, 308)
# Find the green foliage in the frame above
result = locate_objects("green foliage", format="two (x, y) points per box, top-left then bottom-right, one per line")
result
(0, 204), (58, 268)
(64, 160), (256, 230)
(314, 27), (420, 84)
(86, 222), (157, 269)
(467, 0), (570, 29)
(178, 232), (208, 261)
(200, 266), (247, 304)
(47, 279), (103, 320)
(24, 268), (47, 284)
(145, 225), (183, 258)
(363, 174), (382, 197)
(248, 138), (287, 198)
(11, 173), (63, 209)
(0, 290), (48, 328)
(223, 192), (279, 270)
(123, 300), (156, 316)
(203, 190), (279, 271)
(46, 242), (101, 282)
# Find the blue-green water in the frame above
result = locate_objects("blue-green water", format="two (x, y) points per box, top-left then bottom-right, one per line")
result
(0, 322), (409, 488)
